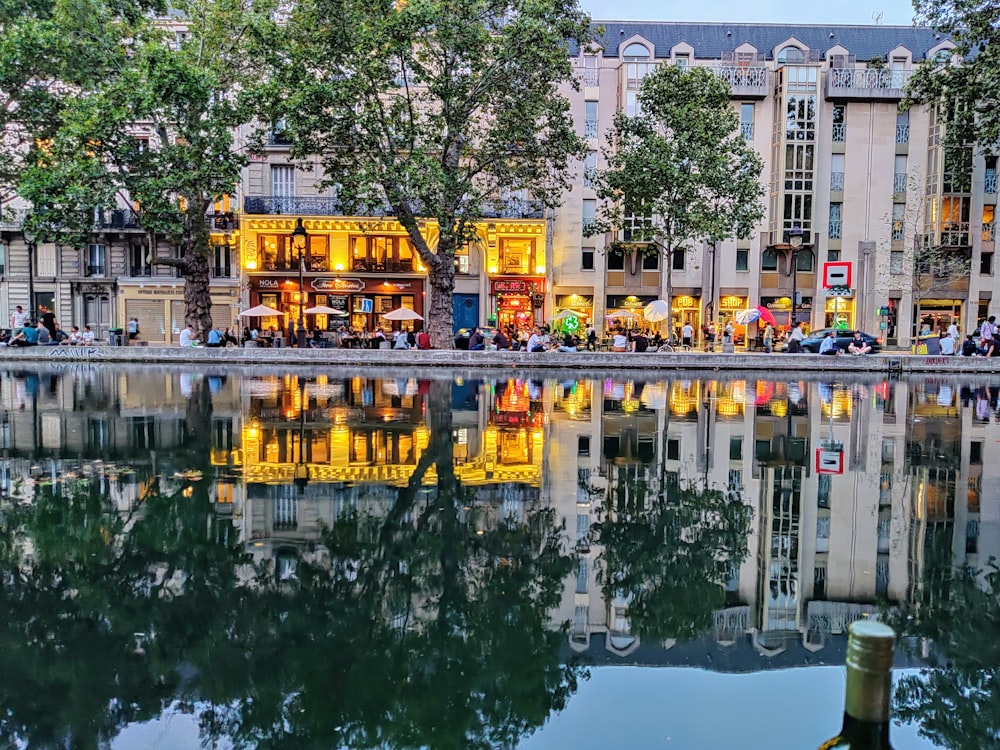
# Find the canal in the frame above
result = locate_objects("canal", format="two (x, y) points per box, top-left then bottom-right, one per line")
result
(0, 365), (994, 749)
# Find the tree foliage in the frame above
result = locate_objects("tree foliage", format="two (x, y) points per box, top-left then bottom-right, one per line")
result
(906, 0), (1000, 149)
(280, 0), (592, 347)
(588, 64), (764, 332)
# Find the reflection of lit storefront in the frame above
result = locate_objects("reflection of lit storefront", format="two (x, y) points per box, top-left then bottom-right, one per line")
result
(247, 276), (424, 332)
(762, 295), (813, 329)
(606, 295), (655, 327)
(491, 277), (545, 331)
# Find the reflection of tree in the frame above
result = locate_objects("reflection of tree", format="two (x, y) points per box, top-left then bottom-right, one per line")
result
(0, 379), (579, 750)
(889, 558), (1000, 750)
(593, 468), (752, 641)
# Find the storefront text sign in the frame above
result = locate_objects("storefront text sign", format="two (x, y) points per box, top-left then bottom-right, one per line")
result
(492, 279), (529, 294)
(311, 278), (366, 292)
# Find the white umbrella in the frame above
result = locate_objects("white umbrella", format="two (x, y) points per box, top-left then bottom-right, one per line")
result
(607, 310), (639, 320)
(303, 305), (348, 316)
(239, 304), (285, 317)
(735, 308), (762, 325)
(643, 300), (670, 322)
(549, 310), (580, 321)
(382, 307), (424, 321)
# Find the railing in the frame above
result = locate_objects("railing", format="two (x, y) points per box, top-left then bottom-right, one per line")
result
(829, 220), (842, 240)
(986, 170), (998, 194)
(891, 221), (904, 241)
(714, 65), (769, 95)
(831, 123), (846, 142)
(829, 68), (908, 90)
(582, 69), (598, 86)
(893, 173), (907, 193)
(983, 222), (995, 242)
(896, 124), (909, 144)
(85, 264), (106, 277)
(584, 119), (598, 139)
(94, 208), (140, 230)
(244, 195), (544, 220)
(583, 166), (597, 189)
(351, 258), (417, 273)
(830, 172), (844, 192)
(478, 198), (545, 219)
(740, 122), (753, 140)
(131, 265), (153, 277)
(208, 211), (238, 231)
(211, 265), (233, 278)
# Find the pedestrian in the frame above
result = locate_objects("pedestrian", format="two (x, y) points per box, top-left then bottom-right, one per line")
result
(9, 305), (28, 335)
(982, 315), (997, 357)
(39, 306), (56, 338)
(586, 324), (597, 352)
(763, 323), (774, 353)
(681, 322), (694, 349)
(127, 316), (140, 342)
(786, 321), (805, 353)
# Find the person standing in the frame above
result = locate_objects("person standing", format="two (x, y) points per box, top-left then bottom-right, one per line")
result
(39, 306), (56, 338)
(981, 315), (996, 357)
(786, 322), (805, 353)
(127, 316), (140, 342)
(763, 323), (774, 353)
(586, 324), (597, 352)
(947, 318), (959, 342)
(681, 322), (694, 349)
(9, 305), (29, 335)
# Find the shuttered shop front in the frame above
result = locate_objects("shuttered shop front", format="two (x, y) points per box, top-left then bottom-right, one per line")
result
(125, 299), (167, 342)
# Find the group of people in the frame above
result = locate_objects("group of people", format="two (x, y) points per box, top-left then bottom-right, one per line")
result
(4, 304), (96, 347)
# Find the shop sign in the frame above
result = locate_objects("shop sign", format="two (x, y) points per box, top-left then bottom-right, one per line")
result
(762, 296), (812, 311)
(312, 277), (365, 292)
(720, 295), (747, 309)
(607, 295), (656, 309)
(330, 295), (349, 313)
(674, 295), (697, 308)
(555, 295), (593, 308)
(492, 279), (529, 294)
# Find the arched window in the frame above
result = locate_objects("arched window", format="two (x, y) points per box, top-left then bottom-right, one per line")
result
(761, 248), (778, 271)
(623, 43), (650, 61)
(777, 45), (805, 64)
(796, 248), (815, 272)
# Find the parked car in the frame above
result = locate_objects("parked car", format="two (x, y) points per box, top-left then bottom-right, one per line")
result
(800, 328), (882, 354)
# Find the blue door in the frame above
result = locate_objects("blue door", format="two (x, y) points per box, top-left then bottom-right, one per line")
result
(453, 293), (479, 332)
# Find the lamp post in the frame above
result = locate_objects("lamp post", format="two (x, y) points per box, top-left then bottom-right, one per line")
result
(293, 375), (310, 495)
(291, 218), (308, 348)
(22, 225), (37, 323)
(788, 225), (804, 330)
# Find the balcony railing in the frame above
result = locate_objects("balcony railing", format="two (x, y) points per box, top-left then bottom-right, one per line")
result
(740, 122), (753, 140)
(243, 195), (544, 220)
(826, 68), (909, 100)
(584, 119), (598, 139)
(130, 265), (153, 277)
(830, 172), (844, 192)
(582, 69), (598, 86)
(891, 221), (904, 241)
(986, 170), (998, 194)
(983, 222), (995, 242)
(831, 123), (846, 142)
(93, 208), (140, 230)
(893, 173), (907, 193)
(896, 124), (909, 144)
(351, 258), (417, 273)
(829, 220), (842, 239)
(208, 211), (238, 231)
(85, 264), (106, 277)
(713, 65), (769, 98)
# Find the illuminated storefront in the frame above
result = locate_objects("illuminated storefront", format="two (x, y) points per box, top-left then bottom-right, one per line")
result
(553, 292), (594, 332)
(484, 224), (548, 331)
(606, 294), (655, 328)
(719, 294), (749, 321)
(824, 294), (855, 330)
(762, 295), (813, 330)
(672, 292), (701, 335)
(490, 277), (545, 331)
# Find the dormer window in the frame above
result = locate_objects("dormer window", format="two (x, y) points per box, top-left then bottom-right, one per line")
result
(777, 46), (805, 64)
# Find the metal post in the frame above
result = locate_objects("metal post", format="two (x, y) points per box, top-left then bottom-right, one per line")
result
(297, 249), (306, 348)
(791, 251), (797, 330)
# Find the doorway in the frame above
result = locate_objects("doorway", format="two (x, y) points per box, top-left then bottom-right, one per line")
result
(84, 294), (111, 340)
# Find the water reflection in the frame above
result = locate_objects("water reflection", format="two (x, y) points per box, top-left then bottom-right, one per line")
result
(0, 367), (995, 748)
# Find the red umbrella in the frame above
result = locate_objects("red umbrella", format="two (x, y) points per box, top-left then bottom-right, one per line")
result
(755, 305), (778, 326)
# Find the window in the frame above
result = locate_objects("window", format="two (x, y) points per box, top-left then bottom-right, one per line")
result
(981, 252), (994, 275)
(623, 43), (652, 117)
(582, 198), (596, 233)
(582, 248), (594, 270)
(829, 203), (842, 239)
(351, 235), (415, 272)
(777, 46), (805, 64)
(130, 243), (150, 276)
(894, 155), (908, 193)
(740, 103), (754, 140)
(585, 101), (598, 138)
(796, 248), (815, 271)
(607, 249), (624, 271)
(761, 248), (778, 271)
(729, 436), (743, 460)
(672, 250), (685, 270)
(667, 438), (680, 460)
(830, 154), (844, 192)
(86, 243), (106, 276)
(0, 241), (5, 274)
(270, 165), (295, 196)
(890, 251), (904, 274)
(828, 249), (841, 261)
(971, 440), (983, 464)
(576, 559), (589, 594)
(583, 151), (597, 189)
(892, 203), (905, 240)
(736, 248), (749, 271)
(212, 244), (232, 278)
(674, 53), (689, 69)
(896, 111), (909, 144)
(578, 435), (590, 456)
(642, 252), (659, 270)
(832, 105), (846, 142)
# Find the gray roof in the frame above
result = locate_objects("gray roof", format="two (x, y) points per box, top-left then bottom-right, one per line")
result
(589, 21), (950, 62)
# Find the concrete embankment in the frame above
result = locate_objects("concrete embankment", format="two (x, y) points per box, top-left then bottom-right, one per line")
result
(0, 345), (996, 375)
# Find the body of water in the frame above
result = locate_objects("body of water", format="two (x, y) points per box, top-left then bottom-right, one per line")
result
(0, 365), (995, 749)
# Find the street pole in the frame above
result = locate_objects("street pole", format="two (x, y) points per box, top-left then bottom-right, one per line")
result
(292, 218), (308, 348)
(27, 240), (36, 323)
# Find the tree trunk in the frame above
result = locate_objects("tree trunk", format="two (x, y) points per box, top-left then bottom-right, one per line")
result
(184, 251), (213, 341)
(427, 254), (456, 350)
(664, 249), (673, 343)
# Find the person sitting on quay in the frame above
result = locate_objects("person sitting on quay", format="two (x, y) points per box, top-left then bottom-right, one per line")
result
(81, 326), (95, 346)
(527, 327), (547, 353)
(393, 329), (409, 349)
(205, 326), (224, 348)
(9, 322), (39, 346)
(36, 321), (55, 346)
(630, 329), (649, 353)
(847, 331), (871, 356)
(179, 325), (197, 347)
(492, 327), (510, 350)
(556, 332), (579, 352)
(67, 326), (82, 345)
(819, 330), (840, 355)
(416, 329), (431, 350)
(939, 330), (956, 355)
(468, 327), (485, 351)
(611, 329), (628, 352)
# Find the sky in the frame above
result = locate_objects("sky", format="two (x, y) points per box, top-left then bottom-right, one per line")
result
(580, 0), (919, 26)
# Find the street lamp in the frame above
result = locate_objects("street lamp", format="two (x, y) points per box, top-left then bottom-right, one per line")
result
(21, 225), (37, 323)
(787, 225), (804, 329)
(291, 218), (308, 348)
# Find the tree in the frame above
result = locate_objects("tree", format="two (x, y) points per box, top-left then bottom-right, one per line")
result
(587, 64), (764, 337)
(16, 0), (279, 337)
(280, 0), (592, 348)
(906, 0), (1000, 150)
